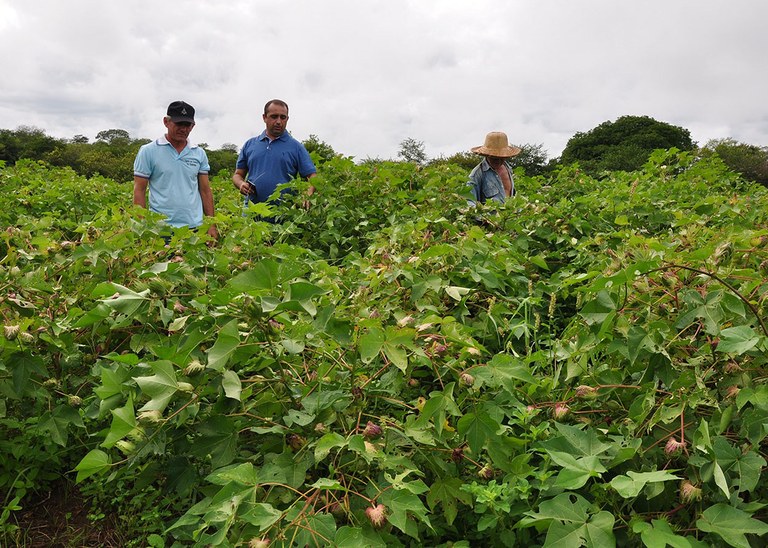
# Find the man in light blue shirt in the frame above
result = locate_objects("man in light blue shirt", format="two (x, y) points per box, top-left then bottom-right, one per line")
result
(232, 99), (316, 212)
(467, 132), (521, 205)
(133, 100), (218, 240)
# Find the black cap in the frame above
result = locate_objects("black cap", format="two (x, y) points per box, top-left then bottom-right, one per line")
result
(167, 101), (195, 123)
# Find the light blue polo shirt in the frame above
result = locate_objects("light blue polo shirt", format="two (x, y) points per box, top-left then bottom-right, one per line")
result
(134, 137), (210, 227)
(236, 131), (316, 203)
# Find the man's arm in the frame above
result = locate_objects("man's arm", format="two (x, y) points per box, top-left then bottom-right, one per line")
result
(198, 173), (218, 241)
(466, 165), (483, 206)
(233, 168), (252, 196)
(133, 176), (149, 208)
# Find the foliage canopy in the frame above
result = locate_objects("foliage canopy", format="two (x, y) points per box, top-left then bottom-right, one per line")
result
(2, 148), (768, 546)
(560, 115), (695, 176)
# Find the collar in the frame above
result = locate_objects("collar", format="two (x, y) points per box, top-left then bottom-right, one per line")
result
(480, 158), (507, 171)
(258, 130), (287, 143)
(157, 135), (198, 149)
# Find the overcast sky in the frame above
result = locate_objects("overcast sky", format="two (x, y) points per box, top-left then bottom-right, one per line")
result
(1, 1), (766, 161)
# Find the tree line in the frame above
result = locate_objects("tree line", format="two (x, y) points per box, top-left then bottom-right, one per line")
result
(1, 115), (767, 186)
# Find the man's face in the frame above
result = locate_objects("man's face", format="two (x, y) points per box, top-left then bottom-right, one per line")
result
(487, 155), (505, 168)
(263, 103), (289, 138)
(164, 118), (194, 145)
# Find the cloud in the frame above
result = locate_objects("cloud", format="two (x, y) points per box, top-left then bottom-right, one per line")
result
(1, 0), (767, 161)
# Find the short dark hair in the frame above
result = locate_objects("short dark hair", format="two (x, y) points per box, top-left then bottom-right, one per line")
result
(264, 99), (289, 115)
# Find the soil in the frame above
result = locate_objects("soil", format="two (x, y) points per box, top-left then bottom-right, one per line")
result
(5, 481), (123, 548)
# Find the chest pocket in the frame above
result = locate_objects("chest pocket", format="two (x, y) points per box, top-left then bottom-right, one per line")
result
(179, 157), (201, 181)
(481, 178), (505, 203)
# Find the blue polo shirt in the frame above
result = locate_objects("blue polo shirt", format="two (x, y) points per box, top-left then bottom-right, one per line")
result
(236, 131), (316, 203)
(134, 137), (210, 228)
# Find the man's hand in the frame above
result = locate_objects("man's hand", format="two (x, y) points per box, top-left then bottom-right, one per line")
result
(302, 184), (316, 210)
(239, 181), (253, 196)
(206, 225), (219, 246)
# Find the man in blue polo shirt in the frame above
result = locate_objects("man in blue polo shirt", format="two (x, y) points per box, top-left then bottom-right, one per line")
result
(232, 99), (316, 214)
(133, 100), (218, 241)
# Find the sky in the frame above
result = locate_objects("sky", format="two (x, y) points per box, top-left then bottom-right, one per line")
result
(1, 0), (767, 162)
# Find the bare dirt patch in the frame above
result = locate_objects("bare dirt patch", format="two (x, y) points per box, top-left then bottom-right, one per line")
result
(6, 481), (122, 548)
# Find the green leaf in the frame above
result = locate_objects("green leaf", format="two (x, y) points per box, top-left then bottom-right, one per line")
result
(190, 416), (238, 469)
(530, 255), (550, 270)
(359, 327), (384, 363)
(335, 526), (387, 548)
(474, 353), (537, 389)
(281, 338), (305, 354)
(457, 411), (501, 455)
(580, 290), (617, 325)
(383, 327), (411, 371)
(222, 370), (242, 401)
(713, 461), (731, 498)
(730, 450), (766, 492)
(541, 423), (612, 458)
(716, 326), (760, 354)
(708, 437), (766, 492)
(206, 462), (260, 485)
(94, 363), (130, 401)
(283, 408), (315, 427)
(206, 319), (240, 371)
(309, 478), (345, 490)
(632, 519), (693, 548)
(614, 214), (629, 226)
(427, 478), (472, 526)
(228, 259), (280, 291)
(548, 452), (607, 489)
(97, 282), (150, 316)
(523, 492), (591, 525)
(37, 405), (84, 447)
(8, 352), (47, 396)
(380, 488), (433, 538)
(697, 504), (768, 548)
(75, 449), (111, 483)
(287, 281), (327, 316)
(314, 432), (347, 461)
(610, 470), (680, 498)
(239, 502), (282, 531)
(282, 505), (337, 546)
(134, 360), (180, 412)
(445, 285), (471, 301)
(522, 493), (616, 547)
(102, 399), (136, 448)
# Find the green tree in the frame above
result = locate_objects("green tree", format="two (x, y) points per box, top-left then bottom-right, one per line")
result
(397, 137), (428, 165)
(428, 151), (477, 171)
(700, 138), (768, 187)
(95, 128), (131, 146)
(0, 126), (64, 164)
(206, 146), (238, 178)
(509, 143), (550, 176)
(302, 134), (336, 164)
(560, 115), (694, 175)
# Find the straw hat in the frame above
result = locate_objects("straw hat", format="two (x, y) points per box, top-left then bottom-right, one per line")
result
(471, 132), (521, 157)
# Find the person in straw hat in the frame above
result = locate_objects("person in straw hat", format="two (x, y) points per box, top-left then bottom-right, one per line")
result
(467, 132), (521, 205)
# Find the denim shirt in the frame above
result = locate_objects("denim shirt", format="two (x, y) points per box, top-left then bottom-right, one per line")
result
(467, 159), (515, 205)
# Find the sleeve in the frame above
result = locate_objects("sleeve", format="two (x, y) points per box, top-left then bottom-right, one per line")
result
(133, 144), (152, 179)
(235, 141), (249, 171)
(297, 144), (317, 178)
(199, 149), (211, 174)
(467, 165), (483, 204)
